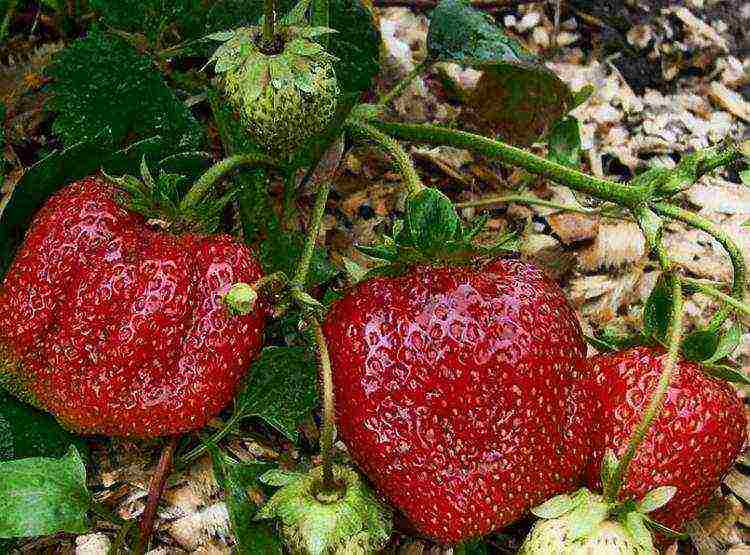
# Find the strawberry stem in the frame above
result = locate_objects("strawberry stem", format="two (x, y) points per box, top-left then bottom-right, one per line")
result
(604, 276), (684, 502)
(346, 120), (425, 196)
(681, 277), (750, 317)
(456, 194), (625, 219)
(289, 179), (341, 492)
(653, 202), (746, 332)
(135, 436), (179, 555)
(262, 0), (277, 51)
(379, 60), (431, 107)
(293, 182), (331, 287)
(310, 317), (338, 492)
(371, 121), (647, 207)
(180, 153), (276, 213)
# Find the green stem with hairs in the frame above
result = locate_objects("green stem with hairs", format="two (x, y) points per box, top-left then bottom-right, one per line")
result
(180, 153), (276, 212)
(290, 181), (338, 491)
(456, 194), (615, 217)
(681, 277), (750, 317)
(652, 202), (746, 332)
(293, 182), (331, 287)
(371, 121), (645, 206)
(263, 0), (277, 50)
(379, 60), (431, 107)
(310, 317), (337, 491)
(346, 120), (425, 195)
(604, 275), (685, 502)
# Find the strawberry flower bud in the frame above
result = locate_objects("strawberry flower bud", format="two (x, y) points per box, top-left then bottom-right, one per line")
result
(224, 282), (259, 316)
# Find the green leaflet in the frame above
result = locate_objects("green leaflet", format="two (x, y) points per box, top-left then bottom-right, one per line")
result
(233, 347), (319, 443)
(427, 0), (572, 146)
(47, 28), (203, 156)
(0, 447), (91, 539)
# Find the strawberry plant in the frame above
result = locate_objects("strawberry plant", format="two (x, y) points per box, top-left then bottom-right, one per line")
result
(0, 0), (749, 553)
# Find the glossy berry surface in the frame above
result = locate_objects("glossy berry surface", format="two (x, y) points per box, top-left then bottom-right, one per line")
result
(586, 347), (747, 532)
(0, 178), (266, 437)
(323, 260), (591, 544)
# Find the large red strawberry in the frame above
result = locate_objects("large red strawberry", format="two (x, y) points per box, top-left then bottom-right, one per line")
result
(323, 259), (592, 544)
(0, 177), (266, 437)
(586, 347), (747, 532)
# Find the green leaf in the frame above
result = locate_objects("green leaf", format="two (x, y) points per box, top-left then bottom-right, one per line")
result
(0, 414), (12, 462)
(566, 498), (609, 542)
(47, 28), (203, 157)
(643, 275), (674, 343)
(530, 493), (576, 519)
(234, 347), (319, 443)
(705, 322), (743, 364)
(89, 0), (206, 45)
(324, 0), (381, 94)
(623, 512), (654, 552)
(427, 0), (535, 65)
(642, 515), (688, 539)
(638, 486), (677, 513)
(0, 447), (91, 539)
(683, 321), (743, 369)
(256, 465), (393, 554)
(0, 390), (84, 462)
(682, 328), (721, 363)
(454, 539), (489, 555)
(205, 0), (296, 32)
(703, 364), (750, 385)
(427, 0), (572, 146)
(209, 449), (282, 555)
(548, 116), (582, 168)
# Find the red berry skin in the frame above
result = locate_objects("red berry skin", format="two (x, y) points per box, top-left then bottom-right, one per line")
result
(586, 347), (747, 532)
(0, 178), (265, 438)
(323, 260), (592, 544)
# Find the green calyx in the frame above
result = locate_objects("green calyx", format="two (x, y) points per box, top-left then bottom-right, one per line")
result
(108, 158), (236, 234)
(521, 487), (685, 555)
(208, 26), (340, 156)
(255, 465), (393, 555)
(358, 187), (518, 274)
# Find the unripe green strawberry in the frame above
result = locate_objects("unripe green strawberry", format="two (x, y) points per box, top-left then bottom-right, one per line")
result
(208, 26), (339, 156)
(521, 519), (645, 555)
(520, 490), (657, 555)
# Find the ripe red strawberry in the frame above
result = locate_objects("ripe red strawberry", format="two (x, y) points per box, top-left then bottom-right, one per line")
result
(323, 260), (592, 544)
(586, 347), (747, 532)
(0, 177), (266, 437)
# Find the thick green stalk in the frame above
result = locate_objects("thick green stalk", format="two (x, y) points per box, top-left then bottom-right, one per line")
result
(263, 0), (276, 50)
(310, 317), (337, 491)
(346, 120), (425, 195)
(293, 182), (331, 287)
(379, 60), (431, 107)
(180, 153), (275, 212)
(372, 121), (644, 206)
(604, 276), (684, 502)
(653, 202), (746, 331)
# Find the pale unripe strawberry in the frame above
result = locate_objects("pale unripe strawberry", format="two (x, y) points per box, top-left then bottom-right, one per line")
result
(208, 26), (339, 156)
